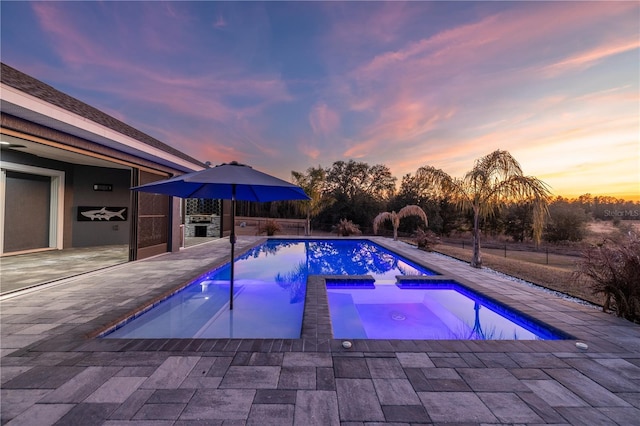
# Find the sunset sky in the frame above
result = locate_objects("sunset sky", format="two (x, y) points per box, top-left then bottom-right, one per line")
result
(2, 1), (638, 200)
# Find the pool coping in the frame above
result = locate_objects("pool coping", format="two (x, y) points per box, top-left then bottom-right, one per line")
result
(7, 236), (637, 357)
(3, 236), (640, 425)
(94, 237), (570, 343)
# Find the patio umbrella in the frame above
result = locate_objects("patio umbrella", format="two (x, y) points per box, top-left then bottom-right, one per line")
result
(132, 161), (309, 309)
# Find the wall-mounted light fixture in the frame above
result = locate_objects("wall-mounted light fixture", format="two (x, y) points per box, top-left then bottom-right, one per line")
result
(0, 141), (26, 148)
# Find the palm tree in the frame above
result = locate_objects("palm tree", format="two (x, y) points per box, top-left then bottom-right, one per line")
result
(414, 150), (551, 268)
(291, 167), (332, 236)
(373, 205), (428, 241)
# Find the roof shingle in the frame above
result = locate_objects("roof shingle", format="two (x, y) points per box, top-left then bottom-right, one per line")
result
(1, 62), (206, 168)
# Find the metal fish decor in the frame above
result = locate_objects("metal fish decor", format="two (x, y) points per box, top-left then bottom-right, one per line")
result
(77, 206), (127, 221)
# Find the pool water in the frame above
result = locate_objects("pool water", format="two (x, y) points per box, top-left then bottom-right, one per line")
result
(103, 239), (435, 339)
(102, 239), (564, 340)
(327, 280), (562, 340)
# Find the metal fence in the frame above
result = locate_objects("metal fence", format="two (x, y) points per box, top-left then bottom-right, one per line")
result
(234, 216), (306, 236)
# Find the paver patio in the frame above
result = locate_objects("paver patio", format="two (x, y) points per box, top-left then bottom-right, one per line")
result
(1, 236), (639, 425)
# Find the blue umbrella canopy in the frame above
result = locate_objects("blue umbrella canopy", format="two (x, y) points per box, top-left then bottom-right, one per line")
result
(132, 161), (309, 202)
(132, 161), (309, 310)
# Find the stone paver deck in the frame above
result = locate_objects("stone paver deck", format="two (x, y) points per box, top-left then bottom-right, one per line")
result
(1, 236), (639, 425)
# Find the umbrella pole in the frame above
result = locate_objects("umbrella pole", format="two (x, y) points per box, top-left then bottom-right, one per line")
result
(229, 185), (236, 310)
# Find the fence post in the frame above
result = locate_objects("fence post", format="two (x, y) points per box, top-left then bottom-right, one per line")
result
(462, 241), (465, 249)
(504, 244), (507, 258)
(546, 248), (549, 265)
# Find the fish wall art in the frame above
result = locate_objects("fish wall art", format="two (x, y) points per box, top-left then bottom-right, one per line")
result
(77, 206), (128, 221)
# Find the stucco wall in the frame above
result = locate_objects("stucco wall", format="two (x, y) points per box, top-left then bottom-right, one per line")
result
(71, 165), (131, 247)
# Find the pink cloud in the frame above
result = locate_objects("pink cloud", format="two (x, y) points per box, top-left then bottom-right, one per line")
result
(375, 70), (639, 183)
(136, 3), (198, 54)
(384, 137), (495, 178)
(309, 102), (340, 136)
(213, 14), (227, 29)
(151, 124), (248, 165)
(345, 1), (638, 95)
(356, 14), (501, 79)
(32, 3), (105, 68)
(298, 143), (321, 160)
(232, 118), (281, 160)
(29, 1), (295, 161)
(542, 38), (640, 77)
(323, 1), (637, 179)
(575, 85), (639, 104)
(105, 72), (291, 123)
(322, 2), (424, 49)
(23, 1), (637, 198)
(344, 107), (455, 158)
(132, 103), (286, 167)
(198, 144), (245, 165)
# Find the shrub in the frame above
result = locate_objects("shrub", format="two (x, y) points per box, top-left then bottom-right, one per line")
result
(259, 219), (281, 236)
(332, 219), (362, 236)
(574, 234), (640, 322)
(544, 201), (588, 242)
(414, 229), (440, 251)
(504, 203), (533, 242)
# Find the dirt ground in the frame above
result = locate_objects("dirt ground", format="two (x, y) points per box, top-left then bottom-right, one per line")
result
(585, 220), (640, 242)
(425, 220), (640, 308)
(433, 243), (603, 306)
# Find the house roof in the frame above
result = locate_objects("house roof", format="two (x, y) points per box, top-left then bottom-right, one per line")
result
(1, 62), (206, 169)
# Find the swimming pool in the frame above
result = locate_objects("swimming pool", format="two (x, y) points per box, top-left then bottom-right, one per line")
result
(102, 239), (564, 340)
(327, 279), (562, 340)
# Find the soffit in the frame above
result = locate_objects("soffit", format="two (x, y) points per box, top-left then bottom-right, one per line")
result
(1, 86), (204, 173)
(1, 133), (130, 170)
